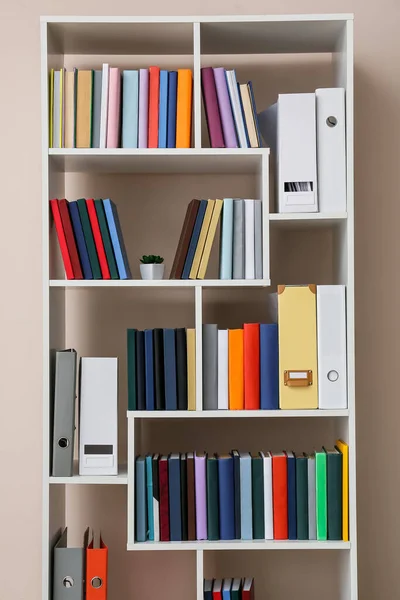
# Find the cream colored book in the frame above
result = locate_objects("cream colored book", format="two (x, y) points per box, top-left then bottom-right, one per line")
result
(189, 200), (215, 279)
(197, 199), (223, 279)
(76, 70), (93, 148)
(187, 328), (196, 410)
(49, 69), (54, 148)
(59, 68), (64, 148)
(64, 71), (75, 148)
(239, 83), (258, 148)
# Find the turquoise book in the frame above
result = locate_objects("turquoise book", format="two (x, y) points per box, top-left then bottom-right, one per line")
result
(219, 198), (233, 279)
(146, 455), (154, 541)
(122, 70), (139, 148)
(135, 456), (147, 542)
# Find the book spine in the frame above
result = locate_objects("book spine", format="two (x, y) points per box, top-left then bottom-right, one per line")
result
(159, 458), (170, 541)
(144, 330), (155, 411)
(195, 454), (207, 540)
(146, 455), (154, 541)
(232, 199), (244, 279)
(213, 68), (238, 148)
(219, 198), (234, 279)
(218, 456), (235, 540)
(296, 455), (309, 540)
(86, 199), (111, 279)
(76, 198), (101, 279)
(244, 199), (255, 279)
(138, 69), (149, 148)
(180, 455), (188, 541)
(232, 451), (241, 539)
(136, 330), (146, 410)
(272, 455), (288, 539)
(167, 71), (178, 148)
(135, 457), (147, 542)
(251, 455), (264, 539)
(176, 69), (193, 148)
(170, 199), (200, 279)
(217, 330), (229, 410)
(99, 63), (109, 148)
(201, 67), (224, 148)
(103, 199), (132, 279)
(94, 199), (119, 279)
(148, 66), (160, 148)
(308, 456), (317, 540)
(153, 329), (165, 410)
(163, 329), (177, 410)
(287, 454), (297, 540)
(226, 70), (248, 148)
(168, 455), (182, 541)
(197, 199), (223, 280)
(176, 328), (188, 410)
(187, 329), (196, 410)
(206, 457), (219, 540)
(127, 329), (137, 410)
(187, 454), (196, 540)
(50, 199), (74, 280)
(202, 324), (218, 410)
(263, 454), (273, 539)
(122, 70), (139, 148)
(152, 456), (160, 541)
(182, 200), (207, 279)
(158, 70), (169, 148)
(228, 329), (244, 410)
(243, 323), (260, 409)
(260, 324), (279, 409)
(68, 201), (93, 279)
(106, 67), (121, 148)
(316, 451), (327, 540)
(326, 451), (342, 540)
(58, 199), (83, 279)
(92, 70), (103, 148)
(240, 454), (253, 540)
(254, 200), (263, 279)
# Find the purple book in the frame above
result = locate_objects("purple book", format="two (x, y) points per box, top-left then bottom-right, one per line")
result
(201, 67), (224, 148)
(138, 68), (149, 148)
(194, 452), (207, 540)
(213, 68), (238, 148)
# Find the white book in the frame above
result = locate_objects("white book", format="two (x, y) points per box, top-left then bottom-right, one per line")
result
(53, 70), (61, 149)
(261, 451), (273, 539)
(254, 199), (263, 279)
(244, 199), (255, 279)
(226, 70), (248, 148)
(308, 453), (317, 540)
(217, 329), (228, 409)
(99, 63), (109, 148)
(317, 285), (347, 409)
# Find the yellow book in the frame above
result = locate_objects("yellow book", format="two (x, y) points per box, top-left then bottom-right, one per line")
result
(189, 200), (215, 279)
(49, 69), (54, 148)
(239, 83), (258, 148)
(278, 284), (318, 409)
(197, 199), (223, 279)
(76, 70), (93, 148)
(187, 328), (196, 410)
(336, 439), (349, 541)
(59, 68), (64, 148)
(64, 71), (75, 149)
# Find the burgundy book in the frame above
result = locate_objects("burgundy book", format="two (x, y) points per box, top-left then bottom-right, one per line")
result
(159, 456), (170, 541)
(186, 452), (196, 541)
(201, 67), (224, 148)
(58, 199), (83, 279)
(170, 200), (200, 279)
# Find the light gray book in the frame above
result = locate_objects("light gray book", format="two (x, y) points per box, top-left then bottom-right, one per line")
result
(52, 350), (77, 477)
(202, 324), (218, 410)
(308, 453), (317, 540)
(232, 199), (244, 279)
(53, 70), (61, 148)
(254, 199), (263, 279)
(92, 70), (102, 148)
(53, 528), (87, 600)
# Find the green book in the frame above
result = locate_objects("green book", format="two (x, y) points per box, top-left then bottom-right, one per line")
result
(206, 455), (219, 540)
(231, 578), (242, 600)
(251, 452), (264, 539)
(76, 198), (102, 279)
(296, 453), (309, 540)
(316, 450), (327, 540)
(127, 329), (137, 410)
(94, 199), (119, 279)
(325, 448), (343, 540)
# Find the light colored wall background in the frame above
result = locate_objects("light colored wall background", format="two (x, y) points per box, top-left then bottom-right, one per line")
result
(0, 1), (397, 599)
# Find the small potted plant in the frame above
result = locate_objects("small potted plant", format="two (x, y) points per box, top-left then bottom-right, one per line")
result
(140, 255), (165, 280)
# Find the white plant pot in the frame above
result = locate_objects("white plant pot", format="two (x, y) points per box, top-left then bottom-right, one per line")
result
(140, 263), (165, 280)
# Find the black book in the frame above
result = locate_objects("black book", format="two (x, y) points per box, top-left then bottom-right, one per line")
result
(232, 449), (241, 539)
(176, 328), (188, 410)
(136, 330), (146, 410)
(180, 453), (188, 541)
(153, 328), (165, 410)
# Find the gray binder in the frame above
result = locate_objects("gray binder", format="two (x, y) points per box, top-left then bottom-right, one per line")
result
(254, 200), (263, 280)
(202, 324), (218, 410)
(52, 350), (77, 477)
(53, 528), (88, 600)
(233, 199), (244, 279)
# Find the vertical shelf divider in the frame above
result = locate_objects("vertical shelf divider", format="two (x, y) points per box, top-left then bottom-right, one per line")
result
(127, 416), (135, 546)
(196, 548), (204, 600)
(195, 285), (203, 410)
(193, 23), (202, 149)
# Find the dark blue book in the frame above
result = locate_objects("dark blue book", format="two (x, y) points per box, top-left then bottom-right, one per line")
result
(237, 82), (250, 148)
(135, 456), (147, 542)
(68, 201), (93, 279)
(217, 454), (235, 540)
(127, 329), (137, 410)
(103, 199), (132, 279)
(182, 199), (207, 279)
(167, 71), (178, 148)
(153, 329), (165, 410)
(260, 324), (279, 409)
(287, 452), (297, 540)
(168, 453), (182, 541)
(158, 70), (169, 148)
(136, 330), (146, 410)
(247, 81), (262, 147)
(163, 328), (177, 410)
(232, 450), (241, 539)
(204, 580), (213, 600)
(144, 329), (155, 411)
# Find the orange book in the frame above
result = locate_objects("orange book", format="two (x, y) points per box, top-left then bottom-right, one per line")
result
(176, 69), (193, 148)
(148, 66), (160, 148)
(86, 533), (108, 599)
(228, 329), (244, 409)
(244, 323), (260, 409)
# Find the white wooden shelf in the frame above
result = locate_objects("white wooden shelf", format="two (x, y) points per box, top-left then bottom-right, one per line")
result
(49, 279), (271, 288)
(269, 212), (347, 228)
(49, 471), (128, 485)
(127, 409), (349, 419)
(127, 540), (351, 551)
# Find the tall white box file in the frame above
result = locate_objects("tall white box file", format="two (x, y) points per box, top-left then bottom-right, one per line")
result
(79, 357), (118, 475)
(258, 93), (318, 213)
(317, 285), (347, 409)
(316, 88), (347, 212)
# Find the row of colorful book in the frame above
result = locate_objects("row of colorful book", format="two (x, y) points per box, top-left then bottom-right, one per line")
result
(49, 66), (193, 149)
(170, 198), (263, 280)
(50, 198), (131, 280)
(134, 442), (349, 543)
(201, 67), (262, 148)
(204, 578), (255, 600)
(127, 328), (195, 411)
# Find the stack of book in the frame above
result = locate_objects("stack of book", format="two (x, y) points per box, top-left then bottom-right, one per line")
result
(204, 578), (255, 600)
(201, 67), (261, 148)
(49, 66), (193, 149)
(127, 328), (196, 411)
(50, 198), (131, 280)
(203, 323), (278, 410)
(135, 442), (349, 543)
(170, 198), (262, 280)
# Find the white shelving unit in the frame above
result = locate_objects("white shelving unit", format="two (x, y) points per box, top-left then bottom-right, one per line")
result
(41, 13), (356, 600)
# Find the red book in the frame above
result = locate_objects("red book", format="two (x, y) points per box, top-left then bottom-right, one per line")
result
(58, 199), (83, 279)
(244, 323), (260, 409)
(212, 579), (222, 600)
(49, 199), (74, 280)
(241, 578), (255, 600)
(159, 456), (170, 541)
(148, 66), (160, 148)
(272, 452), (288, 539)
(86, 199), (111, 279)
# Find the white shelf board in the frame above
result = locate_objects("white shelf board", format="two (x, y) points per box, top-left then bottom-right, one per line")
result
(49, 279), (271, 288)
(127, 540), (351, 551)
(128, 409), (349, 419)
(269, 212), (347, 229)
(49, 466), (127, 485)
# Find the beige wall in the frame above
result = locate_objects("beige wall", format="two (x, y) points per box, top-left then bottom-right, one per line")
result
(0, 1), (397, 599)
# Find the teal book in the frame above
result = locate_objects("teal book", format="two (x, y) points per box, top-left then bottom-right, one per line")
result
(135, 456), (147, 542)
(76, 198), (101, 279)
(325, 448), (342, 540)
(316, 450), (327, 540)
(122, 70), (139, 148)
(219, 198), (233, 279)
(206, 455), (219, 540)
(127, 329), (137, 410)
(251, 452), (264, 539)
(146, 455), (154, 540)
(94, 199), (119, 279)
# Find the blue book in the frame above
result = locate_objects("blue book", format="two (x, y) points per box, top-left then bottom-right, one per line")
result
(136, 330), (146, 410)
(217, 454), (235, 540)
(127, 329), (137, 410)
(287, 452), (297, 540)
(103, 199), (132, 279)
(144, 330), (155, 411)
(145, 455), (154, 540)
(163, 329), (177, 410)
(239, 452), (253, 540)
(219, 198), (234, 279)
(260, 324), (279, 409)
(168, 453), (182, 541)
(158, 70), (169, 148)
(237, 81), (250, 148)
(204, 580), (213, 600)
(122, 70), (139, 148)
(135, 456), (147, 542)
(248, 81), (262, 147)
(68, 201), (93, 279)
(167, 71), (178, 148)
(182, 199), (207, 279)
(222, 579), (232, 600)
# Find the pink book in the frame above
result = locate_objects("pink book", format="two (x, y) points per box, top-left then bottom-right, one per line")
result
(138, 68), (149, 148)
(106, 67), (121, 148)
(201, 67), (224, 148)
(213, 67), (238, 148)
(194, 452), (207, 540)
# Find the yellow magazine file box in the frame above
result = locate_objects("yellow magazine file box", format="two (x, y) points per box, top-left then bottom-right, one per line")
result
(278, 284), (318, 409)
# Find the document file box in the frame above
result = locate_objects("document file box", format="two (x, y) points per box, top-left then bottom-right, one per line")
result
(278, 285), (318, 409)
(52, 349), (77, 477)
(53, 528), (88, 600)
(317, 285), (347, 409)
(79, 357), (118, 476)
(86, 532), (108, 600)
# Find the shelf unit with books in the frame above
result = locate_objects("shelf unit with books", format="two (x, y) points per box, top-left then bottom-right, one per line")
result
(42, 13), (356, 600)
